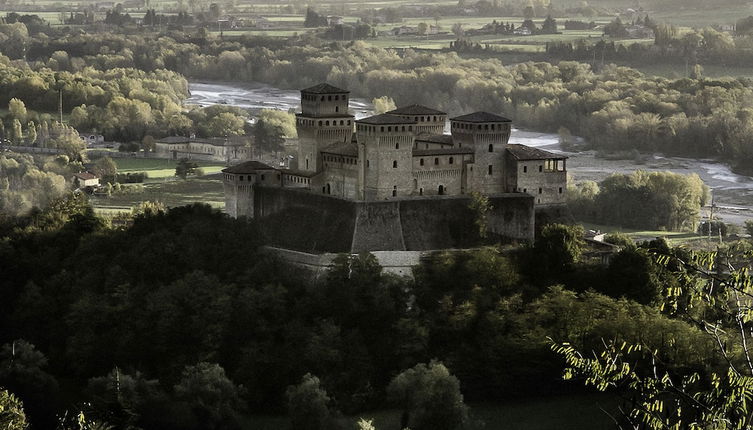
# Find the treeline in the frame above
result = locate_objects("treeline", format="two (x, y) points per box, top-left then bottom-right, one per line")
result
(568, 171), (710, 231)
(7, 28), (753, 167)
(0, 200), (722, 429)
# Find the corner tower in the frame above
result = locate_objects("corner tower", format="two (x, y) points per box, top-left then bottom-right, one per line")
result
(295, 83), (355, 172)
(356, 114), (416, 201)
(450, 112), (512, 195)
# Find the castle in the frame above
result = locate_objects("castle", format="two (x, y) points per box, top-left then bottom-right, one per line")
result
(222, 83), (567, 253)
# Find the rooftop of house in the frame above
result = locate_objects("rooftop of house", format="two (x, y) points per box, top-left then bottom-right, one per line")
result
(74, 172), (98, 180)
(222, 161), (275, 174)
(451, 111), (512, 123)
(506, 144), (567, 161)
(301, 83), (349, 94)
(357, 113), (417, 125)
(157, 136), (247, 147)
(387, 104), (447, 116)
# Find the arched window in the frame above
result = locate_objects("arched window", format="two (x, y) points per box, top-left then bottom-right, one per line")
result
(392, 186), (397, 197)
(328, 95), (332, 101)
(419, 188), (423, 195)
(325, 121), (330, 126)
(488, 144), (493, 152)
(420, 158), (424, 166)
(449, 157), (454, 164)
(438, 185), (444, 195)
(318, 121), (323, 126)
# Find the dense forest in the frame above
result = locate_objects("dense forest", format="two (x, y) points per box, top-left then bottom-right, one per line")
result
(0, 195), (731, 429)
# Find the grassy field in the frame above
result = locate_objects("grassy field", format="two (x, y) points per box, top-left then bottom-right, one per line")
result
(91, 176), (224, 215)
(113, 157), (226, 181)
(580, 222), (730, 247)
(243, 393), (618, 430)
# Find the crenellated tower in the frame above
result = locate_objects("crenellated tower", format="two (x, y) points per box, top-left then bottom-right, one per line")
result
(295, 83), (355, 172)
(450, 112), (512, 195)
(356, 114), (416, 201)
(386, 105), (447, 137)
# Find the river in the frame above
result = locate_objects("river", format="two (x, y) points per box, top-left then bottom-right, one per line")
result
(187, 81), (753, 227)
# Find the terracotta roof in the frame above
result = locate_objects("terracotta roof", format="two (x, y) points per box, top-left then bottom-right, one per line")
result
(222, 161), (276, 174)
(387, 104), (447, 116)
(74, 172), (98, 180)
(413, 147), (474, 156)
(357, 114), (416, 125)
(414, 133), (454, 146)
(506, 144), (567, 161)
(301, 83), (349, 94)
(321, 142), (358, 157)
(451, 112), (512, 123)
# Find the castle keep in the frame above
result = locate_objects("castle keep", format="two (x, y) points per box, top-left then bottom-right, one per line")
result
(223, 83), (567, 252)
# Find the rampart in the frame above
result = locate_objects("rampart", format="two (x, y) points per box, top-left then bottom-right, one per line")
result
(254, 186), (534, 253)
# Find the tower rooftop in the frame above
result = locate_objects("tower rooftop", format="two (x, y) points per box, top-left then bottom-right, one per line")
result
(387, 104), (447, 116)
(222, 161), (276, 174)
(357, 113), (417, 125)
(301, 83), (349, 94)
(450, 111), (512, 123)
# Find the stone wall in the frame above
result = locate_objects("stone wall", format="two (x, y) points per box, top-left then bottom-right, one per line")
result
(254, 186), (534, 253)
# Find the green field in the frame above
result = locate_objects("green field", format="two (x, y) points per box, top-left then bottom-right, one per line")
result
(113, 157), (226, 180)
(91, 176), (224, 215)
(244, 393), (618, 430)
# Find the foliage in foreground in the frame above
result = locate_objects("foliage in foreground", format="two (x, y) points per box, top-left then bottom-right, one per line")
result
(553, 247), (753, 429)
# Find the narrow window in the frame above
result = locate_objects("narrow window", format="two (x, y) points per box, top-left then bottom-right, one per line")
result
(538, 188), (543, 194)
(396, 143), (399, 149)
(392, 186), (397, 197)
(367, 160), (370, 168)
(523, 166), (527, 173)
(419, 188), (423, 195)
(449, 157), (454, 165)
(420, 158), (424, 166)
(559, 187), (563, 194)
(434, 158), (439, 165)
(438, 185), (444, 195)
(240, 176), (244, 181)
(523, 188), (527, 193)
(393, 160), (397, 168)
(261, 174), (265, 181)
(488, 144), (493, 152)
(488, 165), (493, 175)
(539, 165), (543, 172)
(335, 106), (339, 112)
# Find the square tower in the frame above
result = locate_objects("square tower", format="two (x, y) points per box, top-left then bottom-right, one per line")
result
(450, 112), (512, 195)
(296, 83), (355, 173)
(356, 114), (417, 201)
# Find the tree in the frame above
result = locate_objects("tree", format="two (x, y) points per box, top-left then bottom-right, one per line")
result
(0, 388), (28, 430)
(532, 224), (585, 277)
(552, 247), (753, 429)
(0, 340), (59, 428)
(8, 98), (27, 123)
(286, 373), (337, 430)
(253, 119), (285, 154)
(541, 15), (557, 34)
(371, 96), (396, 114)
(93, 157), (117, 182)
(173, 363), (245, 430)
(387, 361), (468, 430)
(417, 22), (428, 35)
(175, 159), (199, 179)
(451, 23), (464, 37)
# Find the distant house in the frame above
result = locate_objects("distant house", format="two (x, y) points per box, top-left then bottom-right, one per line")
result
(625, 24), (654, 39)
(155, 136), (253, 162)
(513, 26), (531, 36)
(73, 172), (100, 189)
(80, 133), (105, 146)
(250, 16), (272, 29)
(327, 15), (344, 26)
(427, 24), (441, 35)
(95, 1), (115, 10)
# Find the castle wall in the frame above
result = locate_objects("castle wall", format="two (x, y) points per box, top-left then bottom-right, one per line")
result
(506, 158), (567, 206)
(253, 187), (534, 253)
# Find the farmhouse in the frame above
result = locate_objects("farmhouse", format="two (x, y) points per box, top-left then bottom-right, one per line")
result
(73, 172), (100, 189)
(155, 136), (253, 162)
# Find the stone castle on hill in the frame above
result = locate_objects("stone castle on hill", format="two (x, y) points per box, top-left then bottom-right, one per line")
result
(222, 83), (567, 254)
